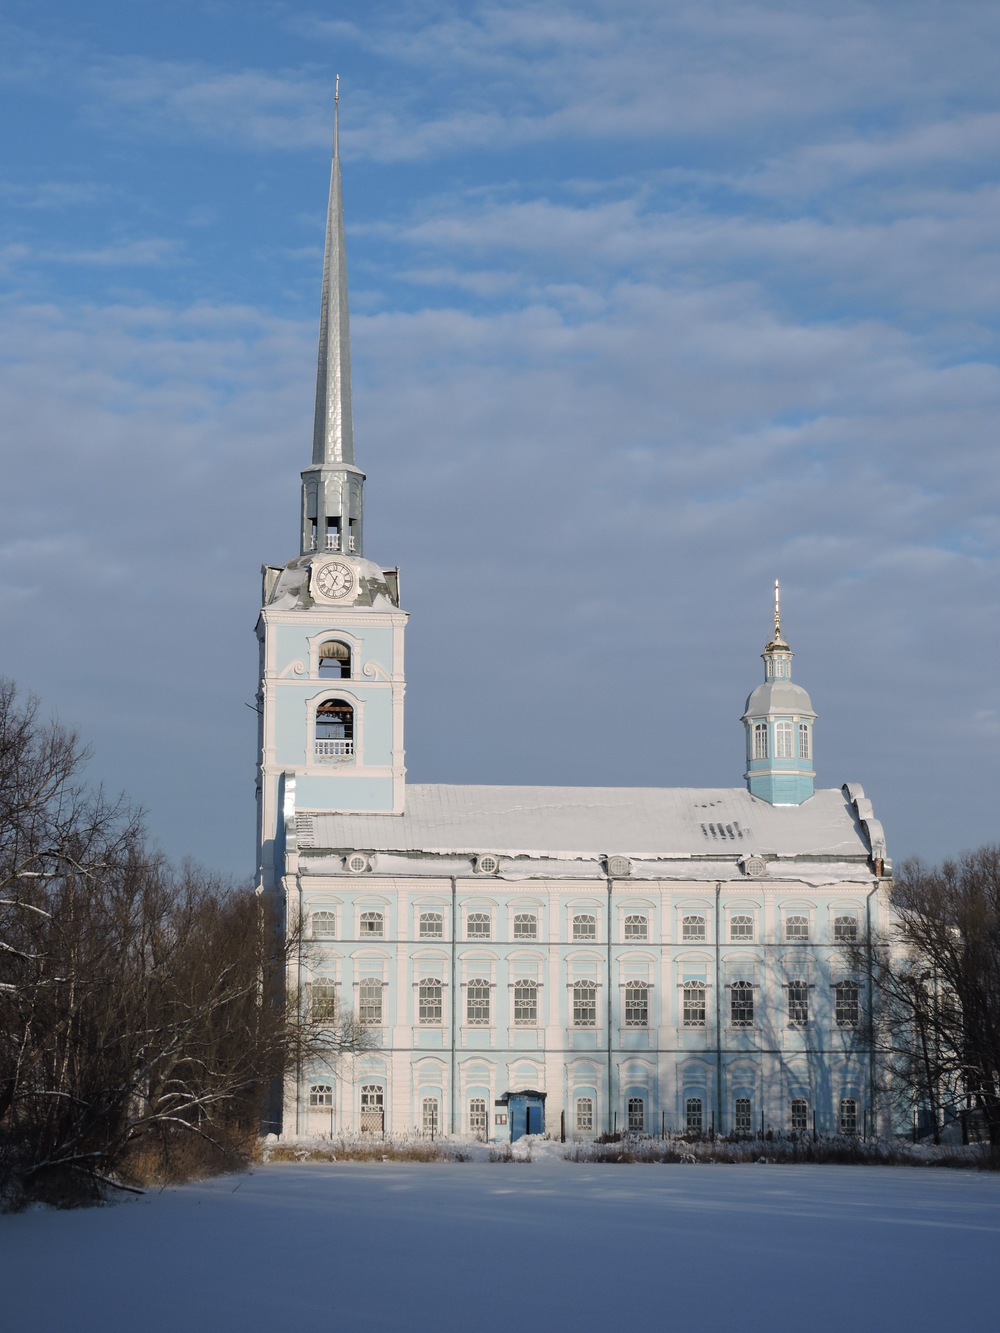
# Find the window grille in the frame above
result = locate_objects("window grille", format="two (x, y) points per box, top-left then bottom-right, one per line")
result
(419, 911), (443, 939)
(513, 912), (537, 939)
(513, 979), (538, 1026)
(686, 1097), (703, 1134)
(359, 911), (383, 938)
(753, 722), (768, 760)
(798, 723), (810, 760)
(730, 980), (754, 1027)
(834, 915), (858, 943)
(358, 978), (383, 1026)
(790, 1098), (809, 1133)
(422, 1097), (439, 1136)
(309, 1084), (334, 1107)
(840, 1097), (859, 1135)
(575, 1097), (594, 1133)
(310, 977), (337, 1021)
(624, 981), (649, 1028)
(682, 981), (707, 1027)
(466, 912), (491, 939)
(734, 1097), (752, 1133)
(682, 914), (706, 941)
(311, 910), (336, 939)
(466, 979), (491, 1026)
(834, 980), (860, 1028)
(729, 914), (754, 941)
(787, 979), (809, 1026)
(627, 1097), (645, 1133)
(315, 698), (355, 762)
(572, 913), (597, 941)
(469, 1097), (487, 1139)
(785, 914), (809, 942)
(360, 1084), (384, 1134)
(475, 854), (499, 875)
(624, 914), (648, 941)
(775, 720), (794, 759)
(418, 978), (442, 1025)
(572, 980), (598, 1027)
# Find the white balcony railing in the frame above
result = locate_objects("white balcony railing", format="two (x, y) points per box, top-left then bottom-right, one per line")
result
(325, 534), (341, 551)
(315, 739), (355, 762)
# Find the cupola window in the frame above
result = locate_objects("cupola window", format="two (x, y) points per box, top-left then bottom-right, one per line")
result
(753, 723), (768, 760)
(798, 723), (811, 760)
(325, 517), (341, 551)
(775, 721), (794, 759)
(315, 699), (354, 762)
(319, 640), (352, 678)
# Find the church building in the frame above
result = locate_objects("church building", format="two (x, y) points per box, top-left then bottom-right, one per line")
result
(256, 100), (892, 1143)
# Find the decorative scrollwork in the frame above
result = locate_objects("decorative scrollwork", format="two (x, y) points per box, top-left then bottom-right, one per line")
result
(362, 660), (390, 681)
(278, 659), (307, 679)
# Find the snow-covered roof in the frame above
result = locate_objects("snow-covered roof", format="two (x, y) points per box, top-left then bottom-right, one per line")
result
(295, 784), (876, 863)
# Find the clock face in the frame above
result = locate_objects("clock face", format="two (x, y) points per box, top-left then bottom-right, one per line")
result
(315, 561), (356, 601)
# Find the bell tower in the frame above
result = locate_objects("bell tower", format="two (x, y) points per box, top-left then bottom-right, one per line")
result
(255, 87), (407, 895)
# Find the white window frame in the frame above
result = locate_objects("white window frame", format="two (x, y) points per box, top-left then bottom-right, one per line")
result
(572, 913), (597, 941)
(734, 1097), (752, 1133)
(419, 911), (444, 939)
(624, 914), (648, 941)
(624, 980), (649, 1028)
(513, 912), (538, 940)
(359, 910), (384, 939)
(417, 977), (443, 1025)
(774, 720), (794, 759)
(729, 914), (754, 942)
(627, 1097), (645, 1133)
(466, 911), (492, 940)
(466, 979), (491, 1026)
(753, 722), (768, 760)
(309, 1083), (334, 1108)
(311, 909), (337, 939)
(572, 980), (598, 1028)
(469, 1097), (487, 1139)
(421, 1097), (439, 1137)
(358, 976), (384, 1027)
(787, 979), (809, 1027)
(513, 978), (538, 1027)
(682, 914), (707, 942)
(682, 981), (707, 1027)
(685, 1097), (703, 1134)
(785, 914), (810, 942)
(575, 1096), (594, 1134)
(840, 1097), (859, 1135)
(833, 914), (859, 943)
(798, 722), (811, 760)
(834, 980), (860, 1028)
(790, 1098), (809, 1133)
(730, 980), (755, 1028)
(310, 976), (338, 1021)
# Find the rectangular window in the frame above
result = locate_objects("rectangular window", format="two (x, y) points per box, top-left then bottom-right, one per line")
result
(513, 980), (538, 1026)
(513, 912), (537, 939)
(682, 914), (706, 941)
(418, 979), (442, 1025)
(572, 981), (597, 1027)
(753, 722), (768, 760)
(775, 720), (794, 759)
(787, 980), (809, 1026)
(422, 1097), (439, 1136)
(572, 913), (597, 941)
(730, 981), (754, 1027)
(734, 1097), (752, 1133)
(835, 981), (860, 1028)
(682, 982), (707, 1026)
(686, 1097), (703, 1134)
(624, 914), (648, 940)
(576, 1097), (594, 1133)
(798, 723), (810, 760)
(466, 912), (491, 939)
(310, 978), (338, 1021)
(358, 978), (383, 1027)
(840, 1097), (859, 1135)
(419, 911), (443, 938)
(360, 1084), (384, 1134)
(466, 980), (491, 1026)
(790, 1098), (809, 1133)
(309, 1083), (334, 1108)
(624, 982), (649, 1028)
(627, 1097), (645, 1132)
(359, 911), (383, 938)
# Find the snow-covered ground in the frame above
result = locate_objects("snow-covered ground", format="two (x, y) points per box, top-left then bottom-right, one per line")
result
(2, 1160), (998, 1332)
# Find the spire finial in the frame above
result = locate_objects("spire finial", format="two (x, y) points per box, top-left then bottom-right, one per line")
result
(774, 578), (781, 638)
(310, 86), (354, 467)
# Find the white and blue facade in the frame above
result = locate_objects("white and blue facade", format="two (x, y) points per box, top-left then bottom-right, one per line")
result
(257, 103), (893, 1144)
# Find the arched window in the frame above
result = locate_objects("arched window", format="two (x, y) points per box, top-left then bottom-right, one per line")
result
(798, 723), (811, 760)
(315, 698), (354, 762)
(466, 979), (491, 1026)
(310, 977), (337, 1021)
(513, 912), (537, 939)
(834, 915), (858, 943)
(627, 1097), (645, 1132)
(421, 1097), (439, 1136)
(730, 914), (754, 941)
(572, 913), (596, 941)
(418, 978), (442, 1025)
(685, 1097), (703, 1134)
(575, 1097), (594, 1133)
(787, 979), (809, 1026)
(624, 914), (648, 941)
(572, 981), (598, 1027)
(753, 722), (768, 760)
(469, 1097), (487, 1139)
(419, 911), (443, 938)
(358, 977), (383, 1026)
(311, 910), (336, 939)
(730, 980), (754, 1027)
(834, 980), (860, 1028)
(309, 1083), (334, 1107)
(734, 1097), (752, 1134)
(513, 979), (538, 1026)
(466, 912), (491, 940)
(785, 914), (809, 942)
(775, 721), (794, 759)
(682, 914), (706, 941)
(839, 1097), (859, 1135)
(624, 981), (649, 1028)
(360, 1083), (384, 1134)
(318, 640), (351, 679)
(359, 910), (383, 938)
(682, 981), (707, 1027)
(790, 1098), (809, 1133)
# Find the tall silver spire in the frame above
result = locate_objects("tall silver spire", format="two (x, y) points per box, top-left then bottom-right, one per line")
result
(311, 80), (354, 466)
(300, 82), (365, 558)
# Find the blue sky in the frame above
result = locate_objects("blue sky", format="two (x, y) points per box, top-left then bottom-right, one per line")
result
(2, 0), (998, 876)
